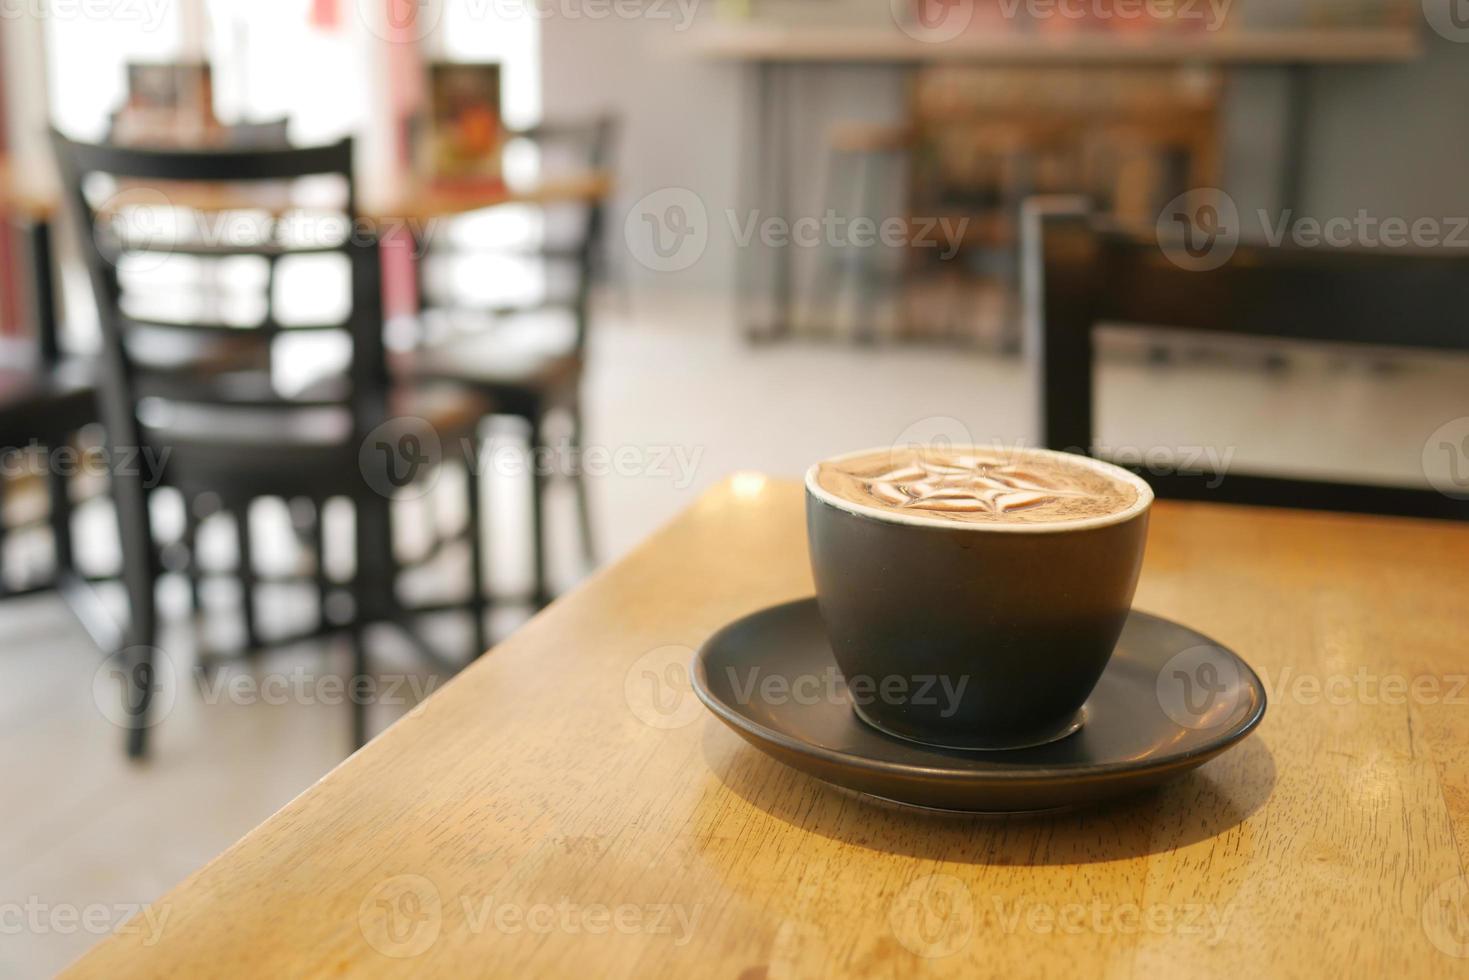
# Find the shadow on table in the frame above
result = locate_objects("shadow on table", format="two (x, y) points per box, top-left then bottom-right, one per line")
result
(699, 723), (1275, 865)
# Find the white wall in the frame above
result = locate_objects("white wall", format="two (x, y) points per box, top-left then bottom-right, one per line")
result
(540, 11), (744, 293)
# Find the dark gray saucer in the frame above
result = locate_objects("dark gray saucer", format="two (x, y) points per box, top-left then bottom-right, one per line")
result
(692, 598), (1266, 814)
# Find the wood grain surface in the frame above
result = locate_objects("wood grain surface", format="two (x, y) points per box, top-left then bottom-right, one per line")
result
(65, 478), (1469, 977)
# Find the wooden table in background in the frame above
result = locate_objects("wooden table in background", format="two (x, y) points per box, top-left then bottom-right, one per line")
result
(66, 479), (1469, 977)
(3, 170), (613, 224)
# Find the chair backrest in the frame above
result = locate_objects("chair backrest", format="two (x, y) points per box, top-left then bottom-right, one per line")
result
(105, 112), (293, 150)
(1023, 198), (1469, 520)
(49, 133), (388, 446)
(503, 115), (617, 351)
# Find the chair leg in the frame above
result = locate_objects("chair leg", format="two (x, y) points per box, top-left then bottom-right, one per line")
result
(182, 496), (203, 617)
(235, 503), (261, 654)
(0, 476), (9, 593)
(465, 453), (489, 657)
(569, 407), (597, 570)
(529, 416), (551, 610)
(44, 444), (75, 579)
(348, 621), (368, 750)
(113, 473), (159, 760)
(313, 499), (330, 630)
(123, 642), (156, 759)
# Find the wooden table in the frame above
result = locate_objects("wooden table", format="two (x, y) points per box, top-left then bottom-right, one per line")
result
(692, 25), (1425, 65)
(66, 479), (1469, 977)
(3, 169), (613, 224)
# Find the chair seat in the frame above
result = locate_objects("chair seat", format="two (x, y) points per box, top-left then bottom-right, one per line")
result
(142, 383), (490, 499)
(396, 335), (582, 419)
(0, 340), (97, 450)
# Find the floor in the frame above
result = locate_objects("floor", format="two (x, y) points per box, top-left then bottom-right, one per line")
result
(3, 288), (1467, 977)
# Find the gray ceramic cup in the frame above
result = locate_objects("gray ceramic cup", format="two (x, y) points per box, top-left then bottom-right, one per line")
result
(805, 447), (1153, 751)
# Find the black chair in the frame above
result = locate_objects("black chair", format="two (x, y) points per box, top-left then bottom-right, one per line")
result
(51, 133), (490, 757)
(1024, 198), (1469, 520)
(409, 116), (616, 607)
(0, 216), (108, 638)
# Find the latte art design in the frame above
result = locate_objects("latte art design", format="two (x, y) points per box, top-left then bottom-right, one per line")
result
(864, 457), (1082, 516)
(815, 447), (1141, 526)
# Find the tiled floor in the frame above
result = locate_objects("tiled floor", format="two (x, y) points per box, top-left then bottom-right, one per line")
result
(3, 289), (1466, 976)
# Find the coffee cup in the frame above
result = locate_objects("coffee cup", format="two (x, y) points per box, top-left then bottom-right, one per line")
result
(805, 445), (1152, 750)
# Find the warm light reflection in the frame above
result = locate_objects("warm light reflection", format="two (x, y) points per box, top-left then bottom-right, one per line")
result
(731, 472), (768, 499)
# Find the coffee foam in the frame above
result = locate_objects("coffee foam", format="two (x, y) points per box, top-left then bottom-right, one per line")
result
(811, 446), (1146, 528)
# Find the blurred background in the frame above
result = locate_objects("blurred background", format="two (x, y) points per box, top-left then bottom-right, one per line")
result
(4, 0), (1468, 973)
